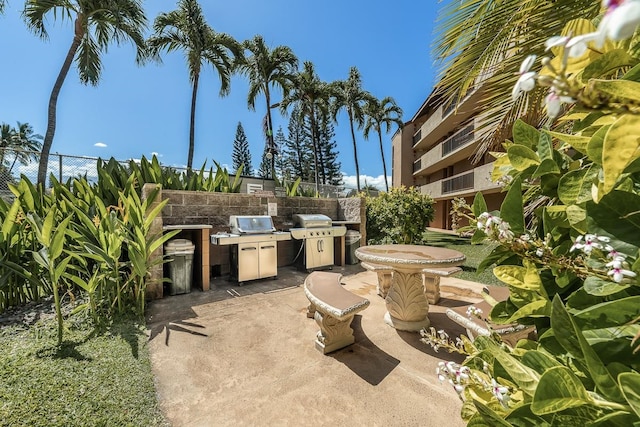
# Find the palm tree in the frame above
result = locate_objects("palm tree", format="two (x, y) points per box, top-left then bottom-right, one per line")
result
(0, 1), (6, 14)
(237, 35), (298, 175)
(279, 61), (333, 194)
(363, 97), (403, 192)
(1, 122), (43, 186)
(147, 0), (242, 171)
(331, 66), (371, 193)
(23, 0), (148, 186)
(432, 0), (602, 161)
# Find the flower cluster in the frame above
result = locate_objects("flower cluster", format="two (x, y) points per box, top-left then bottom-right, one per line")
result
(476, 212), (515, 243)
(570, 233), (637, 283)
(420, 327), (465, 354)
(436, 360), (512, 408)
(512, 0), (640, 118)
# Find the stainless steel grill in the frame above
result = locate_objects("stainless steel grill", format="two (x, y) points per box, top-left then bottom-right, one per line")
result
(210, 216), (291, 285)
(290, 214), (346, 271)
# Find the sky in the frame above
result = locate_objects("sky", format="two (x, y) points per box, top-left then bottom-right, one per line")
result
(0, 1), (442, 190)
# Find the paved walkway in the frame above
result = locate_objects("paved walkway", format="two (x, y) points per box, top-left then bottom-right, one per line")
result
(146, 265), (486, 427)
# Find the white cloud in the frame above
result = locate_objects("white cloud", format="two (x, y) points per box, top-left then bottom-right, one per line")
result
(151, 151), (163, 158)
(341, 174), (390, 191)
(94, 142), (107, 148)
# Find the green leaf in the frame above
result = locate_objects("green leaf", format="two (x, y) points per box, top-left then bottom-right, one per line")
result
(545, 130), (590, 155)
(521, 350), (562, 375)
(583, 276), (630, 297)
(566, 205), (588, 234)
(513, 119), (540, 149)
(623, 62), (640, 82)
(531, 366), (594, 415)
(574, 296), (640, 329)
(590, 79), (640, 104)
(537, 130), (554, 160)
(602, 115), (640, 193)
(583, 49), (635, 80)
(558, 165), (598, 205)
(1, 198), (20, 238)
(472, 400), (511, 426)
(587, 190), (640, 248)
(472, 192), (488, 217)
(551, 296), (624, 403)
(508, 145), (540, 171)
(49, 216), (72, 262)
(619, 372), (640, 418)
(532, 158), (560, 178)
(586, 124), (610, 166)
(500, 177), (524, 234)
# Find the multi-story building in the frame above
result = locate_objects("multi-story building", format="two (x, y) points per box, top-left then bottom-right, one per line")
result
(391, 88), (504, 230)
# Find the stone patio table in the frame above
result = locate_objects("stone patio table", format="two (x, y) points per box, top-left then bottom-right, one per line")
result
(355, 244), (466, 331)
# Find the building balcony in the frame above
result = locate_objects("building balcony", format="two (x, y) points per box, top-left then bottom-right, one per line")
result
(420, 162), (501, 200)
(413, 120), (478, 178)
(412, 88), (482, 152)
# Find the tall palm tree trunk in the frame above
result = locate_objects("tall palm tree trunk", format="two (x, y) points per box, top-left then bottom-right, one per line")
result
(37, 18), (83, 186)
(265, 91), (276, 174)
(378, 131), (389, 192)
(348, 112), (361, 192)
(188, 72), (200, 171)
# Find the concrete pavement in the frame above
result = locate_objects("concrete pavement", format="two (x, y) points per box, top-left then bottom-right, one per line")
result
(146, 265), (486, 427)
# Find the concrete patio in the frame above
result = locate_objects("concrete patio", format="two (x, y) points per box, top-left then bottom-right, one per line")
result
(146, 264), (486, 426)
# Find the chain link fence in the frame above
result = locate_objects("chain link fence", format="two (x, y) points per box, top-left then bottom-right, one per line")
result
(0, 148), (361, 200)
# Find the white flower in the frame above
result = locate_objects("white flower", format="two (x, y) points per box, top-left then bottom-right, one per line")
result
(606, 257), (636, 282)
(570, 234), (609, 254)
(545, 33), (598, 59)
(512, 55), (537, 101)
(597, 0), (640, 44)
(535, 248), (544, 257)
(491, 379), (510, 407)
(545, 90), (574, 119)
(466, 305), (483, 318)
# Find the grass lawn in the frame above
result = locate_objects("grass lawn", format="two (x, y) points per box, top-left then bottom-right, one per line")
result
(422, 230), (504, 287)
(0, 313), (167, 427)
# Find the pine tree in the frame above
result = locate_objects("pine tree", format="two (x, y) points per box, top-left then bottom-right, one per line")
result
(273, 126), (288, 180)
(257, 143), (272, 178)
(318, 118), (343, 186)
(282, 106), (313, 182)
(231, 122), (253, 176)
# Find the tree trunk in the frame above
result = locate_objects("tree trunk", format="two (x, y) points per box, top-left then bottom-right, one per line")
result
(265, 89), (275, 175)
(349, 109), (361, 193)
(379, 130), (389, 192)
(37, 18), (84, 186)
(187, 72), (199, 171)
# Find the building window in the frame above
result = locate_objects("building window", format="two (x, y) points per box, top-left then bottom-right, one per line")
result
(413, 158), (421, 172)
(412, 129), (422, 145)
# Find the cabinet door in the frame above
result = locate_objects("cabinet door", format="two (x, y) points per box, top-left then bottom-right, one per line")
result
(319, 236), (334, 267)
(237, 243), (259, 282)
(258, 242), (277, 278)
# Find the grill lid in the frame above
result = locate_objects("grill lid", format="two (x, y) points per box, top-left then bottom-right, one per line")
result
(292, 214), (333, 228)
(229, 215), (276, 234)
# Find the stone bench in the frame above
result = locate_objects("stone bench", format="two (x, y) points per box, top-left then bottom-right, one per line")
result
(421, 266), (462, 304)
(361, 262), (461, 304)
(445, 286), (537, 346)
(304, 271), (370, 354)
(360, 262), (394, 298)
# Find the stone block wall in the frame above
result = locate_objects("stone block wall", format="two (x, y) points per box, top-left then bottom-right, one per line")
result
(151, 190), (366, 296)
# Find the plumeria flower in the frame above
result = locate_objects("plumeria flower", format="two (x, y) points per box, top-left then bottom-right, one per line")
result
(606, 257), (637, 282)
(512, 55), (537, 101)
(597, 0), (640, 45)
(491, 379), (510, 407)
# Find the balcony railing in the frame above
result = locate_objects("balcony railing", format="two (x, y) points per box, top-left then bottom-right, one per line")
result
(412, 129), (422, 145)
(413, 159), (421, 172)
(442, 172), (474, 194)
(442, 124), (474, 156)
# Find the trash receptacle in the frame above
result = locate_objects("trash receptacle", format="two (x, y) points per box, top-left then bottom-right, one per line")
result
(345, 230), (361, 265)
(164, 239), (195, 295)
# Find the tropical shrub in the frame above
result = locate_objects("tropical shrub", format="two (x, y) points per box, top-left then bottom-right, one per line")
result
(365, 186), (434, 244)
(422, 6), (640, 425)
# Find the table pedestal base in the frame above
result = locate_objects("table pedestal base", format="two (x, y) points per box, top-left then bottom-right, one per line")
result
(384, 312), (430, 331)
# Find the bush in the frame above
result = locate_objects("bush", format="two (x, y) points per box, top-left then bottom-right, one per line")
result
(365, 186), (434, 244)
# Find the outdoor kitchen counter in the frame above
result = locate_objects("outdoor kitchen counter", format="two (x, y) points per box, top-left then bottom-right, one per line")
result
(163, 224), (213, 292)
(332, 221), (361, 266)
